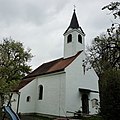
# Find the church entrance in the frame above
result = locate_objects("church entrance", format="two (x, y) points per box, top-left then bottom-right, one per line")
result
(82, 94), (89, 114)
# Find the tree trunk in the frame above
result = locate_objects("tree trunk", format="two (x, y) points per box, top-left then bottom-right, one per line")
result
(0, 94), (4, 119)
(0, 94), (2, 119)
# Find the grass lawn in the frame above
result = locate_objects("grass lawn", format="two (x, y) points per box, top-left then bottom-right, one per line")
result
(82, 115), (103, 120)
(21, 114), (103, 120)
(21, 114), (53, 120)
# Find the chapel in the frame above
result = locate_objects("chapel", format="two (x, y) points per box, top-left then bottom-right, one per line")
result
(11, 9), (99, 117)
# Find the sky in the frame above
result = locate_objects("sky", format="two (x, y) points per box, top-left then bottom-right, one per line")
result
(0, 0), (119, 69)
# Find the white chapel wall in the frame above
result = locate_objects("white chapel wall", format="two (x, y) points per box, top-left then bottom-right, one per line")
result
(65, 52), (99, 115)
(35, 72), (66, 116)
(18, 79), (37, 113)
(65, 52), (85, 113)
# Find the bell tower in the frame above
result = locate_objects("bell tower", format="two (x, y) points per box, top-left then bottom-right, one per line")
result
(63, 9), (85, 58)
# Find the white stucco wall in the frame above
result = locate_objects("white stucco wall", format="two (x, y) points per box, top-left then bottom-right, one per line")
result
(35, 72), (66, 116)
(17, 79), (37, 113)
(11, 93), (19, 112)
(64, 29), (85, 58)
(11, 52), (99, 116)
(65, 52), (99, 115)
(11, 72), (66, 116)
(89, 92), (99, 114)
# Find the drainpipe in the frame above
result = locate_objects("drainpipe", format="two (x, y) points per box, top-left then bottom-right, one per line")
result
(16, 92), (21, 114)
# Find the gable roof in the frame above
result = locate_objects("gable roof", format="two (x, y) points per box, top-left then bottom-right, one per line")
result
(25, 51), (82, 78)
(14, 77), (35, 92)
(14, 51), (82, 91)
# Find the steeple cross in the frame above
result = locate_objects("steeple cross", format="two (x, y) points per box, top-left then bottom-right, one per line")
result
(73, 5), (76, 11)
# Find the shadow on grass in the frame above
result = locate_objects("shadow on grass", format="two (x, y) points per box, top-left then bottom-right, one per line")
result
(82, 115), (103, 120)
(21, 115), (53, 120)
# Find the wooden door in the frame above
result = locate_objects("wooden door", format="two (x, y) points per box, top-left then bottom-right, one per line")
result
(82, 94), (89, 114)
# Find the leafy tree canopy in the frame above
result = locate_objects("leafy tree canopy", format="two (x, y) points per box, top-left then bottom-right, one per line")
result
(0, 37), (33, 94)
(100, 69), (120, 120)
(85, 2), (120, 120)
(86, 27), (120, 77)
(102, 2), (120, 19)
(85, 2), (120, 77)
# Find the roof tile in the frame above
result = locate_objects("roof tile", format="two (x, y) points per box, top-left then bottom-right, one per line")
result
(15, 51), (82, 91)
(25, 51), (82, 78)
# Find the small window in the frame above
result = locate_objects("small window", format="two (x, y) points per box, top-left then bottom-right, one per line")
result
(26, 96), (31, 102)
(67, 34), (72, 43)
(91, 98), (98, 108)
(78, 34), (82, 43)
(39, 85), (43, 100)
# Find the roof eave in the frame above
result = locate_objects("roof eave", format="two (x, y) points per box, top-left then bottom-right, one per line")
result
(25, 68), (65, 79)
(63, 27), (85, 36)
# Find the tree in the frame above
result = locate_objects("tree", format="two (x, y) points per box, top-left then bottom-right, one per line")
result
(85, 2), (120, 120)
(100, 69), (120, 120)
(0, 37), (33, 117)
(85, 2), (120, 77)
(85, 26), (120, 77)
(102, 2), (120, 19)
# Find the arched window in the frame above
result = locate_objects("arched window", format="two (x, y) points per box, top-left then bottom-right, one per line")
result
(91, 98), (98, 108)
(38, 85), (43, 100)
(26, 96), (31, 102)
(78, 34), (82, 43)
(67, 34), (72, 43)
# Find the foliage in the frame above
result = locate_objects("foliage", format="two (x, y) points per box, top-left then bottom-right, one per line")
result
(99, 69), (120, 120)
(0, 37), (33, 117)
(85, 1), (120, 77)
(102, 2), (120, 19)
(86, 2), (120, 77)
(0, 37), (33, 94)
(85, 26), (120, 77)
(85, 2), (120, 120)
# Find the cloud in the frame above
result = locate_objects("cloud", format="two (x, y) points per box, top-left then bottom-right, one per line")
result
(0, 0), (70, 26)
(0, 0), (118, 69)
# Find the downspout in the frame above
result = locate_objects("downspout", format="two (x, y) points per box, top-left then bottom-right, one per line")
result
(8, 93), (13, 106)
(16, 92), (21, 114)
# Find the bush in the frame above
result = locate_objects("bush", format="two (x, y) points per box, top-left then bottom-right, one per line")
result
(100, 69), (120, 120)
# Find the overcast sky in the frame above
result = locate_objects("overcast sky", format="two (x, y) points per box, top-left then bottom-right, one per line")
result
(0, 0), (119, 69)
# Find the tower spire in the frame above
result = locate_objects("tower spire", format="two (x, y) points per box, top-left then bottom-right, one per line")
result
(64, 8), (85, 35)
(69, 9), (79, 29)
(63, 9), (85, 58)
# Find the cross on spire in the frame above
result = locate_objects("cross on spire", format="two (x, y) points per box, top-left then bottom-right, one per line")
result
(73, 5), (76, 11)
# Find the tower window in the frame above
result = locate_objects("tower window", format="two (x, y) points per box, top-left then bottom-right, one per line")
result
(38, 85), (43, 100)
(26, 96), (31, 102)
(67, 34), (72, 43)
(78, 34), (82, 43)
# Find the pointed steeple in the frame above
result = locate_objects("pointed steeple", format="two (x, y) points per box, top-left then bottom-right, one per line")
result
(63, 9), (85, 58)
(64, 9), (85, 35)
(69, 9), (79, 29)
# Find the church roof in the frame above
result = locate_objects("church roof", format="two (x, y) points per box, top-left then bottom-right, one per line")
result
(64, 10), (85, 35)
(14, 77), (35, 92)
(25, 51), (82, 78)
(14, 51), (82, 91)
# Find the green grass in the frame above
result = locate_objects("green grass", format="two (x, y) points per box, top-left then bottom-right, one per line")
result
(82, 115), (103, 120)
(21, 114), (53, 120)
(21, 114), (104, 120)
